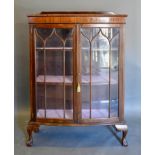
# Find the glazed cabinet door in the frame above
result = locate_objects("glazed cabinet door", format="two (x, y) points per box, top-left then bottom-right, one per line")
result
(79, 25), (122, 123)
(33, 24), (75, 122)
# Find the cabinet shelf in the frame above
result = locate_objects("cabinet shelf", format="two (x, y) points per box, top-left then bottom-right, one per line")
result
(81, 75), (117, 84)
(36, 47), (118, 51)
(37, 109), (73, 119)
(36, 75), (117, 85)
(81, 47), (118, 51)
(37, 109), (117, 119)
(36, 75), (73, 84)
(36, 47), (73, 50)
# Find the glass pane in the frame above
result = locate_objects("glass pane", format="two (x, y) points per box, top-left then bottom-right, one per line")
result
(91, 29), (109, 118)
(36, 35), (43, 48)
(101, 28), (111, 39)
(65, 86), (73, 119)
(35, 28), (73, 119)
(46, 30), (63, 47)
(65, 38), (73, 48)
(81, 34), (90, 119)
(35, 50), (45, 118)
(81, 28), (101, 42)
(65, 50), (73, 119)
(101, 27), (119, 40)
(36, 84), (45, 112)
(81, 27), (120, 120)
(110, 31), (119, 117)
(45, 50), (64, 118)
(56, 29), (73, 41)
(111, 28), (119, 38)
(36, 28), (53, 40)
(46, 85), (64, 118)
(46, 50), (63, 75)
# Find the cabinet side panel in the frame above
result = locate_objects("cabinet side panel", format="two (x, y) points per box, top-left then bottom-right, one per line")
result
(29, 24), (36, 121)
(119, 25), (125, 121)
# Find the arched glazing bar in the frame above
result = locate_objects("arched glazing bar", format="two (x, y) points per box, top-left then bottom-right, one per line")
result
(34, 27), (74, 119)
(81, 27), (119, 119)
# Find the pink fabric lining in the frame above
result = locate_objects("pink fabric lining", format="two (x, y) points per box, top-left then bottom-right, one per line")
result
(36, 75), (117, 84)
(37, 109), (110, 119)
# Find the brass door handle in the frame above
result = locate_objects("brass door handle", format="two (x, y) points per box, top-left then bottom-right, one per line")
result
(77, 82), (80, 92)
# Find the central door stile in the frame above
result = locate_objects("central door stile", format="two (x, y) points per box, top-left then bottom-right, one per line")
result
(73, 24), (81, 124)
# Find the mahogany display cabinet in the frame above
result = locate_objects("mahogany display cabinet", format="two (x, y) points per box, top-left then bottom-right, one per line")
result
(26, 11), (128, 147)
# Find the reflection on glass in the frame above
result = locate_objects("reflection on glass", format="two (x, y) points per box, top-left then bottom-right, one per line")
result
(91, 32), (109, 118)
(110, 32), (119, 117)
(36, 50), (45, 112)
(81, 27), (119, 119)
(81, 36), (90, 118)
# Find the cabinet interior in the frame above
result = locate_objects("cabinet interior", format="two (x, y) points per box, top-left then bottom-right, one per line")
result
(34, 27), (119, 120)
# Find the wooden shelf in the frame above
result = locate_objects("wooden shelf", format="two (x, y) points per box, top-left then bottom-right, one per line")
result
(81, 47), (118, 51)
(37, 109), (117, 119)
(36, 47), (118, 51)
(36, 75), (117, 85)
(37, 109), (73, 119)
(81, 75), (117, 84)
(36, 47), (73, 50)
(36, 75), (73, 84)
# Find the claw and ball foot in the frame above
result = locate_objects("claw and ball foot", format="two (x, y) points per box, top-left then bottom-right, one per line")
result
(114, 124), (128, 147)
(34, 127), (39, 133)
(26, 124), (40, 147)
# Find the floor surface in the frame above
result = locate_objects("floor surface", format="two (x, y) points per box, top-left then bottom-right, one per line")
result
(14, 107), (140, 155)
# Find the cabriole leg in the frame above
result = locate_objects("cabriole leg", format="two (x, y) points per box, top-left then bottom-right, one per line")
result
(26, 123), (40, 147)
(114, 124), (128, 147)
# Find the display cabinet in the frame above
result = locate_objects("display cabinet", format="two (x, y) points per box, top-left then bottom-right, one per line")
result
(27, 11), (128, 146)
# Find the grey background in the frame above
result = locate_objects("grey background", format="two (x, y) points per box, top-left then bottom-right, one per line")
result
(14, 0), (141, 155)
